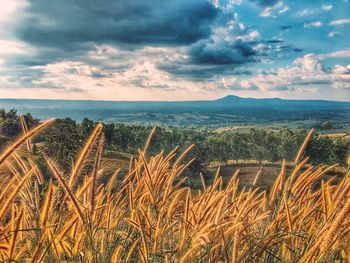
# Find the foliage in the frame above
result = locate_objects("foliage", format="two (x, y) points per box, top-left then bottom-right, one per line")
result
(0, 110), (349, 172)
(81, 117), (96, 139)
(0, 109), (38, 138)
(41, 118), (82, 168)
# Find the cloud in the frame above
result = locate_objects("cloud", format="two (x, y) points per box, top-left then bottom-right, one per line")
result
(280, 25), (291, 31)
(190, 39), (256, 65)
(235, 52), (350, 91)
(329, 19), (350, 26)
(0, 43), (257, 100)
(0, 40), (31, 55)
(1, 0), (297, 100)
(0, 0), (27, 23)
(15, 0), (218, 49)
(318, 50), (350, 59)
(304, 21), (323, 28)
(322, 4), (333, 11)
(239, 80), (259, 90)
(185, 13), (296, 70)
(297, 9), (314, 17)
(7, 0), (275, 83)
(207, 77), (259, 91)
(333, 64), (350, 75)
(1, 0), (349, 101)
(279, 6), (289, 13)
(260, 1), (289, 17)
(328, 31), (342, 38)
(188, 16), (259, 66)
(159, 62), (252, 81)
(249, 0), (279, 7)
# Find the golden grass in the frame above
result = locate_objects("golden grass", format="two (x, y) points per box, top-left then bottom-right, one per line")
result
(0, 120), (349, 262)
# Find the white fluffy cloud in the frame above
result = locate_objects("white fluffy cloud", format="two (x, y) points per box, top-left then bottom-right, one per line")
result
(0, 0), (27, 23)
(297, 9), (314, 17)
(0, 45), (244, 100)
(0, 0), (349, 101)
(236, 51), (350, 93)
(260, 1), (289, 17)
(2, 47), (349, 100)
(304, 21), (323, 28)
(329, 19), (350, 26)
(322, 4), (333, 11)
(328, 31), (341, 38)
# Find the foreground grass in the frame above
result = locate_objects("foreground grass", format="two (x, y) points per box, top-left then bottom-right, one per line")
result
(0, 121), (349, 262)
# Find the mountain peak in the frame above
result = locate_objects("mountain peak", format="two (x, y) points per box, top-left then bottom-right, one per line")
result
(217, 95), (242, 101)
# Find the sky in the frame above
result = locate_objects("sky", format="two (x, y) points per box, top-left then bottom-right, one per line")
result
(0, 0), (350, 101)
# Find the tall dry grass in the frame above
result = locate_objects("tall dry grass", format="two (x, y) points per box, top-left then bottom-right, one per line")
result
(0, 120), (349, 262)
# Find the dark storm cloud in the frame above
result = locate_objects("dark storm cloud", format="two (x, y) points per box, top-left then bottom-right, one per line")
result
(264, 39), (283, 44)
(159, 62), (252, 81)
(7, 47), (91, 67)
(9, 0), (228, 85)
(189, 39), (257, 65)
(293, 48), (303, 52)
(292, 80), (333, 86)
(268, 85), (289, 91)
(10, 0), (266, 83)
(5, 0), (309, 92)
(16, 0), (218, 49)
(280, 25), (292, 30)
(186, 36), (300, 68)
(249, 0), (279, 7)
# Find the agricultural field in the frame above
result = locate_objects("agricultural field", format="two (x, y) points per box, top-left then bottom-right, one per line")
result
(1, 97), (350, 131)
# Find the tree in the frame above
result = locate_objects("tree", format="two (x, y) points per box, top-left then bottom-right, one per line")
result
(306, 133), (334, 164)
(0, 109), (38, 139)
(0, 109), (21, 137)
(43, 118), (82, 169)
(265, 132), (280, 162)
(81, 118), (95, 139)
(22, 113), (39, 129)
(103, 123), (115, 146)
(332, 138), (350, 165)
(182, 143), (209, 186)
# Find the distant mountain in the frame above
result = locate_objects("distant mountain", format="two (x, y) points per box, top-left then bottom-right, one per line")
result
(212, 95), (350, 108)
(0, 96), (349, 126)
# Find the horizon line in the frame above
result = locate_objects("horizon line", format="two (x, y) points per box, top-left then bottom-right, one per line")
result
(0, 95), (349, 103)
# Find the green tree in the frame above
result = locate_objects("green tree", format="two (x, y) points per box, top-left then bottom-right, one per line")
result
(81, 118), (95, 139)
(183, 143), (209, 185)
(0, 109), (21, 137)
(306, 134), (334, 164)
(43, 118), (82, 169)
(332, 138), (350, 165)
(103, 123), (115, 146)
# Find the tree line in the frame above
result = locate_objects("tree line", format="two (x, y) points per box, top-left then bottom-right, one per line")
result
(0, 109), (349, 176)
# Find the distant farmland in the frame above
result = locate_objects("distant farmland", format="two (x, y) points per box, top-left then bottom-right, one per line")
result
(1, 96), (349, 130)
